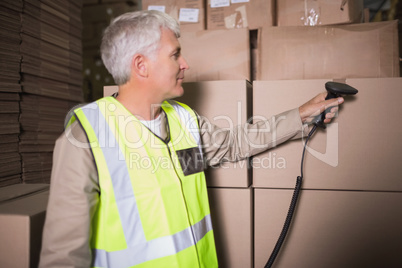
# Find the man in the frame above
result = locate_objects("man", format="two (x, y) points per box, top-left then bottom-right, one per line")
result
(39, 10), (343, 268)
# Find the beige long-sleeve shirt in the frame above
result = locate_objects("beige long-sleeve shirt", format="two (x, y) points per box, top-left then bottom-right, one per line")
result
(39, 106), (306, 268)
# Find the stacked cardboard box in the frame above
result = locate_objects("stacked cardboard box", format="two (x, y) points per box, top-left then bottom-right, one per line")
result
(19, 0), (84, 183)
(177, 81), (253, 267)
(0, 1), (23, 187)
(109, 2), (401, 267)
(252, 2), (401, 266)
(180, 28), (250, 82)
(252, 78), (402, 267)
(206, 0), (275, 30)
(277, 0), (364, 26)
(142, 0), (206, 32)
(142, 0), (280, 31)
(142, 1), (252, 82)
(257, 20), (400, 80)
(140, 0), (402, 85)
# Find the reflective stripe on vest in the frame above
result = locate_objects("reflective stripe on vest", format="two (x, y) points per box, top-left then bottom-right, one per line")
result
(93, 215), (212, 267)
(72, 97), (217, 268)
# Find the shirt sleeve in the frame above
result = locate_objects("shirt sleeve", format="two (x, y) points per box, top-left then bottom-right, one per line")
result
(196, 108), (308, 166)
(39, 121), (99, 268)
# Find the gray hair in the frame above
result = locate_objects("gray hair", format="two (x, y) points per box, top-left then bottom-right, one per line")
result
(100, 10), (181, 85)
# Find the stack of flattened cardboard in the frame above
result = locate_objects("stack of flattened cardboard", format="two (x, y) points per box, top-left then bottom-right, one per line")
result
(19, 0), (84, 183)
(0, 1), (23, 187)
(0, 95), (22, 187)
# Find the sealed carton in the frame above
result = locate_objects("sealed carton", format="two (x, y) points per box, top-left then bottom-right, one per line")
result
(142, 0), (205, 31)
(257, 21), (399, 80)
(254, 188), (402, 267)
(180, 28), (250, 82)
(277, 0), (364, 26)
(252, 78), (402, 191)
(206, 0), (274, 30)
(0, 184), (49, 268)
(208, 187), (253, 268)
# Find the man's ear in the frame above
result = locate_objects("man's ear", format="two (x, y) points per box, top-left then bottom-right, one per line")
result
(131, 54), (148, 78)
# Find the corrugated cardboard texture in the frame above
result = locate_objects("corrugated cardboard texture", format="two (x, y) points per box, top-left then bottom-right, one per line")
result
(177, 80), (252, 187)
(254, 188), (402, 267)
(258, 20), (400, 80)
(277, 0), (364, 26)
(142, 0), (205, 31)
(0, 184), (49, 268)
(0, 183), (49, 203)
(206, 0), (274, 30)
(252, 78), (402, 191)
(181, 28), (250, 82)
(208, 187), (253, 268)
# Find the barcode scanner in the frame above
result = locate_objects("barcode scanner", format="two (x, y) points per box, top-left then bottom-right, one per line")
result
(265, 82), (358, 268)
(312, 81), (359, 129)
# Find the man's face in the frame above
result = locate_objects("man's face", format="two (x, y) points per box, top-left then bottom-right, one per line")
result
(148, 28), (189, 101)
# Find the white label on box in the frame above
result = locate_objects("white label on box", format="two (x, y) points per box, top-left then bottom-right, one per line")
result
(231, 0), (249, 3)
(211, 0), (230, 8)
(148, 5), (166, 13)
(179, 8), (199, 23)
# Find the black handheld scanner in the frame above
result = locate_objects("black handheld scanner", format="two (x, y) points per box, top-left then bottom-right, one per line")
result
(313, 81), (358, 129)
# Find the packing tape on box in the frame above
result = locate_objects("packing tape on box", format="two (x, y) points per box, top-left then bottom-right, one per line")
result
(302, 0), (321, 26)
(224, 5), (248, 28)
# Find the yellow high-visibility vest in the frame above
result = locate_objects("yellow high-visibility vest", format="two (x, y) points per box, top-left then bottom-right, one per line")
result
(69, 97), (218, 268)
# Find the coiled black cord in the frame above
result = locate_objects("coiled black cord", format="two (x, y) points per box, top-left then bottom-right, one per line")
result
(265, 125), (317, 268)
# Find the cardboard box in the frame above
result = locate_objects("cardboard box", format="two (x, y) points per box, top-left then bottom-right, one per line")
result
(277, 0), (364, 26)
(104, 85), (118, 97)
(252, 78), (402, 191)
(208, 187), (253, 268)
(180, 28), (250, 82)
(177, 80), (252, 187)
(143, 0), (205, 32)
(254, 188), (402, 267)
(257, 20), (400, 80)
(0, 184), (50, 268)
(206, 0), (274, 30)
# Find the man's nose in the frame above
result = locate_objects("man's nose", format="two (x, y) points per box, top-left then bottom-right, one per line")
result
(180, 56), (189, 70)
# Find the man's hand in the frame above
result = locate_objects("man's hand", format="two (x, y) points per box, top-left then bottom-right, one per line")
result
(299, 92), (344, 124)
